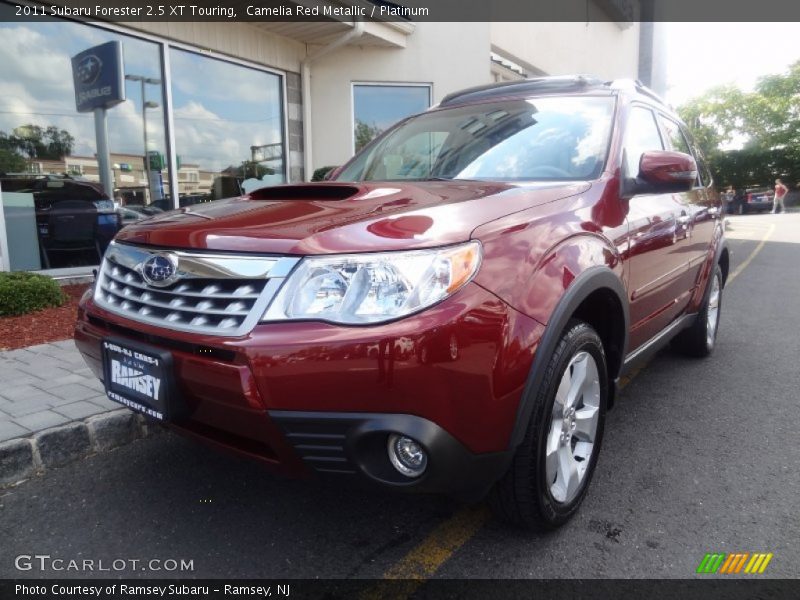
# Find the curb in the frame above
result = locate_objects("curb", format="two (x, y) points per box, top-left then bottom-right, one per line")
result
(0, 409), (163, 487)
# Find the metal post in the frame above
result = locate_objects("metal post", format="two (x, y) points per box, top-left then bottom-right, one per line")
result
(94, 107), (114, 199)
(127, 73), (163, 205)
(140, 78), (149, 183)
(160, 45), (180, 209)
(0, 183), (12, 271)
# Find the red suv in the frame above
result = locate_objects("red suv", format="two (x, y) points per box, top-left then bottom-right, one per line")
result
(75, 77), (727, 530)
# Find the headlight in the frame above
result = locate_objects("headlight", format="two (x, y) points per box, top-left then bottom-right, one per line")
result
(262, 241), (482, 325)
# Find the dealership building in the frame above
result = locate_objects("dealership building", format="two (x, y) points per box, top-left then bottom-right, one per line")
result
(0, 0), (662, 274)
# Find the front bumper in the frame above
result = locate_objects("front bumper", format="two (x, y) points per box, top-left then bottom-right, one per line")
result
(270, 411), (511, 496)
(75, 282), (542, 495)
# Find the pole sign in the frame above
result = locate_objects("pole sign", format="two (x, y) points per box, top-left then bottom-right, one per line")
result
(147, 151), (165, 172)
(71, 41), (126, 113)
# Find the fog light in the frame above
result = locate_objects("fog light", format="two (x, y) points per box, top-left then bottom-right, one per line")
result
(387, 434), (428, 478)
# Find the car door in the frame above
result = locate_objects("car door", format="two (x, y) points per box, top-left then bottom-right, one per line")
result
(623, 105), (694, 351)
(656, 115), (718, 291)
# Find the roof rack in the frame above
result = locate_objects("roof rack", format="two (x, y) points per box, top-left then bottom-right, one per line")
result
(437, 75), (670, 109)
(606, 78), (668, 106)
(439, 75), (607, 107)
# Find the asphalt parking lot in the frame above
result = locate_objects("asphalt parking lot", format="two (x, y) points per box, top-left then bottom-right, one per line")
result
(1, 212), (798, 581)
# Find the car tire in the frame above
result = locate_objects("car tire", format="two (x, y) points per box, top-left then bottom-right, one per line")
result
(672, 264), (723, 358)
(489, 320), (607, 530)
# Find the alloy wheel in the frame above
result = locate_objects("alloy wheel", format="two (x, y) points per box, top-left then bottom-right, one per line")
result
(545, 351), (601, 504)
(706, 272), (721, 348)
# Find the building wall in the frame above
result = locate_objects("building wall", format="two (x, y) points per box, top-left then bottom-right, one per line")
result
(124, 21), (306, 72)
(490, 21), (641, 82)
(638, 21), (668, 97)
(307, 22), (491, 170)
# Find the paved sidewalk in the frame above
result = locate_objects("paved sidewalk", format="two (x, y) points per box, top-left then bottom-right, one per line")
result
(0, 340), (118, 443)
(0, 339), (160, 486)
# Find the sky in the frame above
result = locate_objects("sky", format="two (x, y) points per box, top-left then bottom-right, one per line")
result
(664, 22), (800, 106)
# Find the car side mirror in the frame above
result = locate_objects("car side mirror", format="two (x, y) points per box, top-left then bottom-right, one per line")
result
(624, 150), (697, 197)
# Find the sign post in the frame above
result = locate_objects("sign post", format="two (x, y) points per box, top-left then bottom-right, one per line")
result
(93, 108), (113, 200)
(71, 41), (126, 200)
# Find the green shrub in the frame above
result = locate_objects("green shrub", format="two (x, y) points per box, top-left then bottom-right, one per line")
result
(0, 272), (65, 317)
(311, 165), (338, 182)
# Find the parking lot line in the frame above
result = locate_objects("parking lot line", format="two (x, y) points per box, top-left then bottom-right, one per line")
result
(371, 220), (775, 594)
(363, 505), (489, 598)
(728, 223), (775, 284)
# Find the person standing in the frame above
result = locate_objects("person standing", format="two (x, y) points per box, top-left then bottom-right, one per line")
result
(723, 186), (735, 214)
(773, 179), (788, 214)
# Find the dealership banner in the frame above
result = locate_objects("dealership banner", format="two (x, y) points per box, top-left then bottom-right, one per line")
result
(5, 0), (800, 22)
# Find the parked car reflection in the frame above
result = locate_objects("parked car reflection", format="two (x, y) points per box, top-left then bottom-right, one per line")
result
(123, 204), (165, 217)
(117, 206), (149, 227)
(1, 175), (121, 268)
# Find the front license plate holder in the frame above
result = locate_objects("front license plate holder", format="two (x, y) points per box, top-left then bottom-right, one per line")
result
(101, 337), (183, 421)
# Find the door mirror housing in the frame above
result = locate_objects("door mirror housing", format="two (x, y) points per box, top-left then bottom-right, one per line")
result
(624, 150), (697, 197)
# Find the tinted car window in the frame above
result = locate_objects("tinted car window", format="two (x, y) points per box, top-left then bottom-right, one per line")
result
(623, 106), (663, 178)
(659, 115), (706, 187)
(336, 96), (615, 182)
(686, 134), (713, 187)
(659, 116), (692, 155)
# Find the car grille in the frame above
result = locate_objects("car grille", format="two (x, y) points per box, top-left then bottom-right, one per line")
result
(94, 242), (299, 336)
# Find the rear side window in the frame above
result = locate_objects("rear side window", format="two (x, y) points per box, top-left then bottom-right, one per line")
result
(659, 115), (712, 187)
(659, 117), (692, 155)
(695, 151), (712, 187)
(622, 106), (663, 178)
(687, 134), (713, 188)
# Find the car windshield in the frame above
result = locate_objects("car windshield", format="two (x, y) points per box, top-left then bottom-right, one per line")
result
(335, 96), (615, 182)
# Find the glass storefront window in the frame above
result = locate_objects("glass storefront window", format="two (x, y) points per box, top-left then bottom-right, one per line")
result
(353, 84), (431, 153)
(168, 48), (286, 203)
(0, 8), (168, 270)
(0, 11), (289, 272)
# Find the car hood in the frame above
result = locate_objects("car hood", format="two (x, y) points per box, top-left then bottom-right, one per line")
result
(116, 181), (590, 255)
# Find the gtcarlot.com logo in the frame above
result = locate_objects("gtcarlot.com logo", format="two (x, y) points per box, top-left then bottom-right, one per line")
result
(14, 554), (194, 573)
(696, 552), (773, 574)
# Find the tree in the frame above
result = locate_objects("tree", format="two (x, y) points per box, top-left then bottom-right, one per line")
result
(43, 126), (75, 160)
(0, 147), (26, 174)
(312, 165), (338, 181)
(354, 119), (383, 153)
(234, 160), (275, 179)
(0, 124), (75, 160)
(677, 61), (800, 188)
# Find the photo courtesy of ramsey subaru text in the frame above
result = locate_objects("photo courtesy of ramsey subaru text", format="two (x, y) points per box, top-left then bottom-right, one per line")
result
(75, 76), (727, 530)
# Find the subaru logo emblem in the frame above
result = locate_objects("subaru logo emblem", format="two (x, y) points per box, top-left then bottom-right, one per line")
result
(76, 54), (102, 85)
(141, 254), (179, 287)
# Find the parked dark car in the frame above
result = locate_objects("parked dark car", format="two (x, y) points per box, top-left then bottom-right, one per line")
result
(741, 187), (774, 214)
(0, 175), (121, 267)
(75, 76), (727, 530)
